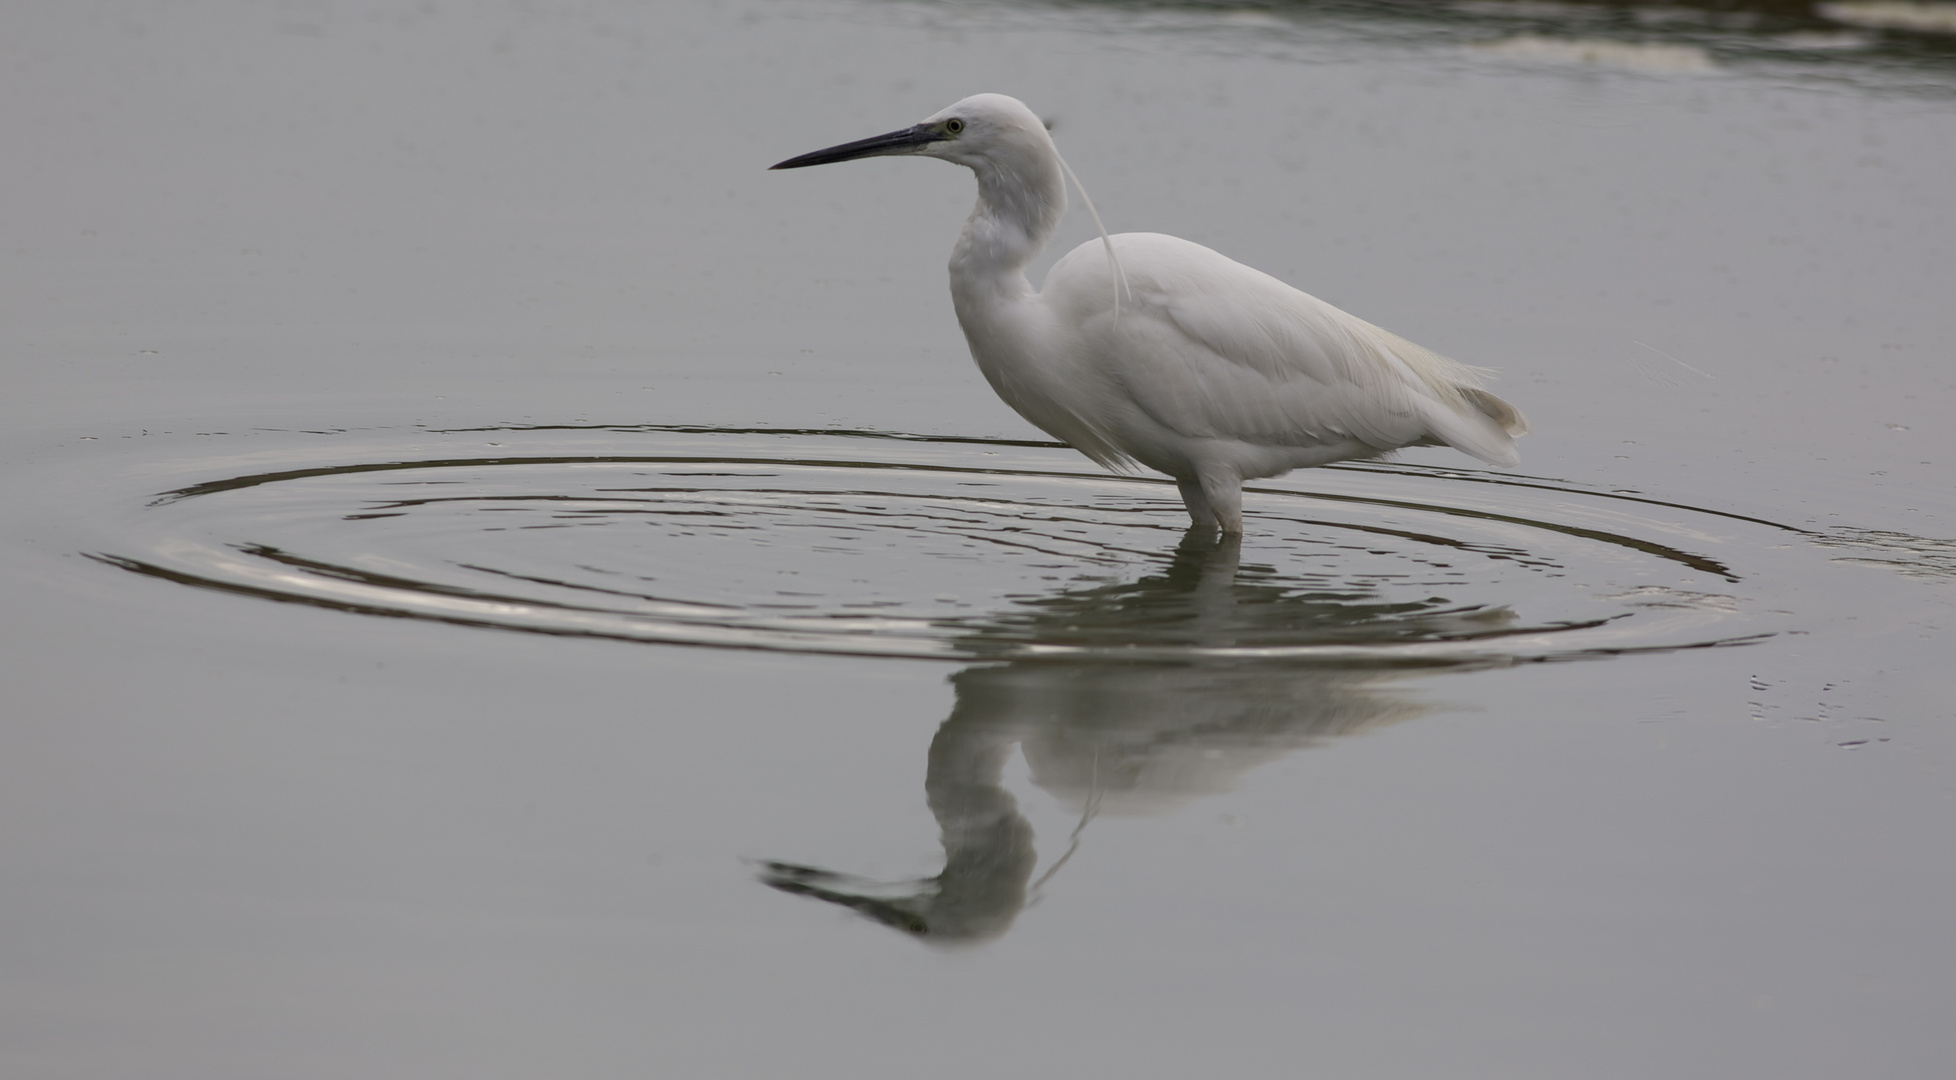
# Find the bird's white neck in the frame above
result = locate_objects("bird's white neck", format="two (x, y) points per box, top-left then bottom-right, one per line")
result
(948, 151), (1066, 305)
(943, 147), (1109, 460)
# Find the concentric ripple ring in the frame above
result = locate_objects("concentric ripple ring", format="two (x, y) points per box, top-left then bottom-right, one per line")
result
(90, 426), (1785, 664)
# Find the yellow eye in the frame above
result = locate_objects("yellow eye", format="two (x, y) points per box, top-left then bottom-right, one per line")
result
(944, 118), (964, 135)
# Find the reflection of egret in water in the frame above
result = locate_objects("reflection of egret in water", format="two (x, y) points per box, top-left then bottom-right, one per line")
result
(760, 530), (1509, 943)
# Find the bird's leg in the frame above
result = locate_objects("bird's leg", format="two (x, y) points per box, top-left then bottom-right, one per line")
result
(1175, 476), (1216, 530)
(1175, 474), (1245, 535)
(1202, 472), (1244, 535)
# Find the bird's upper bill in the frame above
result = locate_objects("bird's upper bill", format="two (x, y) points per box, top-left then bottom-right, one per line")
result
(769, 122), (947, 170)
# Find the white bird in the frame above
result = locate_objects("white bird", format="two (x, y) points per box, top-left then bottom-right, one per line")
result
(771, 93), (1528, 534)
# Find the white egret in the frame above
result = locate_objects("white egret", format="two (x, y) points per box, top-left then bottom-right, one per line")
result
(771, 94), (1528, 534)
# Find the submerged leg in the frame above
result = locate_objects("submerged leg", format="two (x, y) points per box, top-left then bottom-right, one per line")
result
(1201, 471), (1244, 535)
(1174, 472), (1245, 534)
(1175, 476), (1215, 530)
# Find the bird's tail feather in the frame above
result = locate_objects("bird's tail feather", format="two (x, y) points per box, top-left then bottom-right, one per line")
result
(1416, 390), (1526, 467)
(1463, 386), (1530, 437)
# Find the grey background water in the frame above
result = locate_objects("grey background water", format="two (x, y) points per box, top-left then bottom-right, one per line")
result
(4, 1), (1954, 1076)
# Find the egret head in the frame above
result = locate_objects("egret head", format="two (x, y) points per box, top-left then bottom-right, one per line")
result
(769, 93), (1053, 173)
(771, 92), (1087, 288)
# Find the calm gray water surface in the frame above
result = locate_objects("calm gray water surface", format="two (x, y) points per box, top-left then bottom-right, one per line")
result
(4, 1), (1955, 1077)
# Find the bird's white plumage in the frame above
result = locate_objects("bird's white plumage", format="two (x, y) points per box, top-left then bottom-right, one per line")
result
(773, 93), (1527, 533)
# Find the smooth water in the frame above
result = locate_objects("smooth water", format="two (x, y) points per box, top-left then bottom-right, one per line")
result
(4, 1), (1954, 1077)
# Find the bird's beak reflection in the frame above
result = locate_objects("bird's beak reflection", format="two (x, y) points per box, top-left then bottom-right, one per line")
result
(770, 123), (940, 169)
(755, 862), (934, 937)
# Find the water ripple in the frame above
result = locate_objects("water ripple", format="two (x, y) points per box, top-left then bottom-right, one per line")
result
(90, 426), (1785, 664)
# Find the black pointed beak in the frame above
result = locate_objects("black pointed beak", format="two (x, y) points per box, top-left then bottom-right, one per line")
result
(770, 123), (940, 170)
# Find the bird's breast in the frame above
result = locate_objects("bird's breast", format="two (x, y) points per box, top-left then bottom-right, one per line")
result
(951, 290), (1141, 469)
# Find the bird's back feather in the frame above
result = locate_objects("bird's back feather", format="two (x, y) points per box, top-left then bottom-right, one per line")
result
(1042, 233), (1526, 470)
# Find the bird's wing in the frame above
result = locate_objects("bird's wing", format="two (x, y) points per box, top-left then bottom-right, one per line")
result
(1057, 234), (1524, 465)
